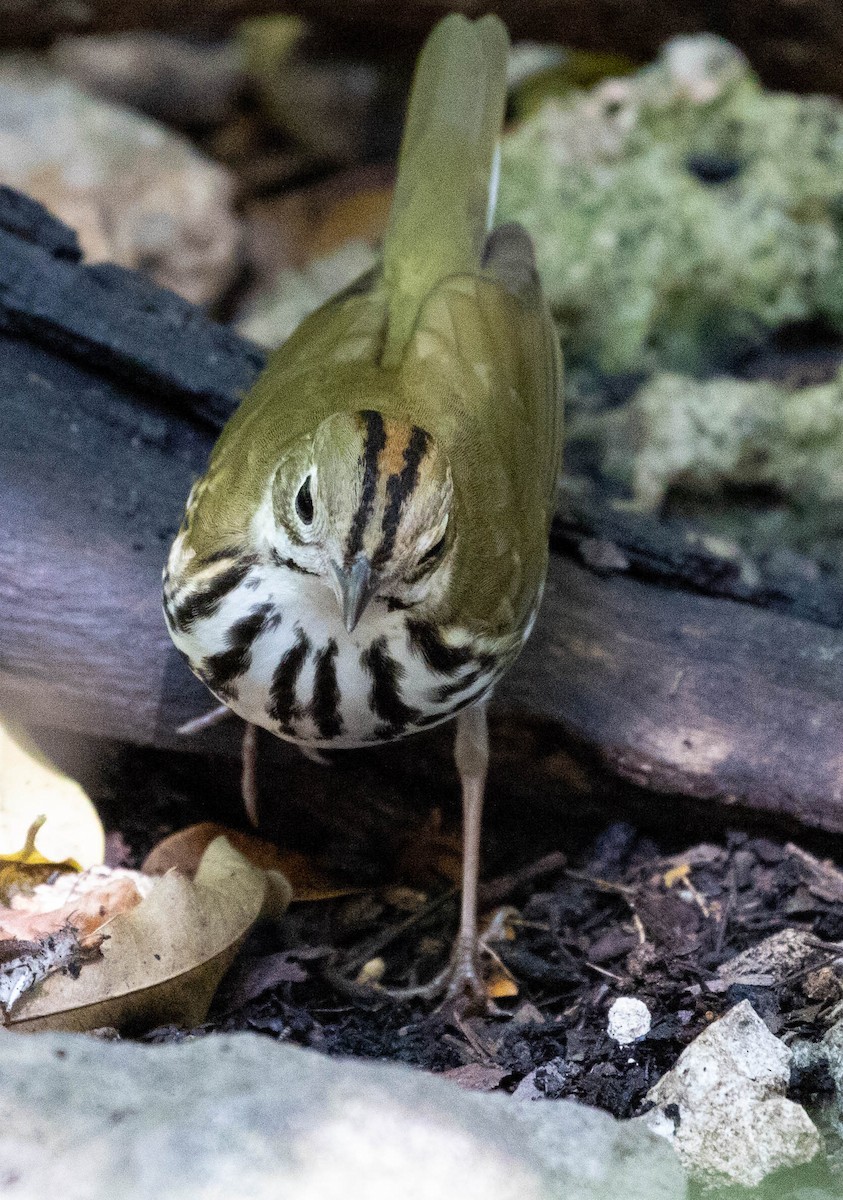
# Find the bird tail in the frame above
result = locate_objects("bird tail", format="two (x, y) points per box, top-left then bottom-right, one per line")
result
(380, 13), (509, 363)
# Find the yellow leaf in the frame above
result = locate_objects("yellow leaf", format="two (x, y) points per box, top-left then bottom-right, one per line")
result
(663, 863), (691, 889)
(487, 971), (519, 1000)
(0, 722), (104, 872)
(7, 837), (291, 1034)
(0, 817), (80, 903)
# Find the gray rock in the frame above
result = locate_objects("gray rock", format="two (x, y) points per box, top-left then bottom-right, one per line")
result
(0, 1030), (686, 1200)
(0, 59), (240, 306)
(643, 1001), (821, 1189)
(50, 34), (243, 128)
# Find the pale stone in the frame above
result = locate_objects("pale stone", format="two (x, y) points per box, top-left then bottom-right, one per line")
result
(0, 59), (240, 306)
(0, 1029), (687, 1200)
(607, 997), (652, 1045)
(643, 1001), (821, 1188)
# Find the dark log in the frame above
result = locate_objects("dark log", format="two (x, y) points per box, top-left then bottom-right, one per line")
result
(2, 189), (843, 845)
(1, 0), (842, 99)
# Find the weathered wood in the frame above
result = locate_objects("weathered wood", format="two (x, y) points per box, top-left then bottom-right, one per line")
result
(1, 0), (841, 98)
(555, 485), (843, 630)
(2, 189), (843, 840)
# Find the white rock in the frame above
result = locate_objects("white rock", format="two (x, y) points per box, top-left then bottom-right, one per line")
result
(642, 1001), (821, 1188)
(608, 997), (652, 1045)
(239, 239), (376, 348)
(0, 58), (240, 306)
(0, 1030), (688, 1200)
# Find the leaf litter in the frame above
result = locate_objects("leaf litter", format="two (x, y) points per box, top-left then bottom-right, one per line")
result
(123, 815), (843, 1153)
(11, 727), (843, 1197)
(0, 730), (293, 1030)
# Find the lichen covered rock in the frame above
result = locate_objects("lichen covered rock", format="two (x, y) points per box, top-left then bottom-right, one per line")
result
(591, 367), (843, 511)
(498, 35), (843, 375)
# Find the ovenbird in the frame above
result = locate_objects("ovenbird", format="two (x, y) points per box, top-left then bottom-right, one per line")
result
(163, 13), (562, 1004)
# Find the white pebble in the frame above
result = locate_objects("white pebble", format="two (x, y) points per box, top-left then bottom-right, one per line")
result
(607, 997), (652, 1046)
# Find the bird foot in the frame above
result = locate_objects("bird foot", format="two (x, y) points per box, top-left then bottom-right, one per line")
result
(377, 938), (501, 1015)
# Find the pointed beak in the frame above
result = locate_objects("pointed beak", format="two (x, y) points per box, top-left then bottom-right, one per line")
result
(332, 557), (379, 633)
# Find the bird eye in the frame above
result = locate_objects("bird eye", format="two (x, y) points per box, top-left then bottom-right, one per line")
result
(295, 476), (314, 524)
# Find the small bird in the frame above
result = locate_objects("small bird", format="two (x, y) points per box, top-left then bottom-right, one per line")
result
(163, 13), (562, 1006)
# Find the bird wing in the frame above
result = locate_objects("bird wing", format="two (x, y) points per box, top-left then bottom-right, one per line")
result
(398, 224), (563, 634)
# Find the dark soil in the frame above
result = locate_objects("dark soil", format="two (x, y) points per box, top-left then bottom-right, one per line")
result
(63, 733), (843, 1126)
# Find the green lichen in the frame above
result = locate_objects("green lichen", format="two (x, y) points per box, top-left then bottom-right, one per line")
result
(591, 368), (843, 513)
(498, 36), (843, 375)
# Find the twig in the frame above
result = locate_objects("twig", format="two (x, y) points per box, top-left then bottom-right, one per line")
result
(340, 887), (458, 976)
(564, 869), (637, 897)
(479, 850), (568, 907)
(176, 705), (232, 735)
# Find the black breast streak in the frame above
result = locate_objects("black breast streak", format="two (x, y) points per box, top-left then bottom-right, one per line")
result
(201, 602), (275, 700)
(200, 546), (246, 566)
(171, 555), (258, 633)
(268, 627), (311, 733)
(346, 410), (386, 562)
(270, 548), (318, 576)
(431, 652), (498, 703)
(407, 619), (473, 674)
(374, 427), (429, 569)
(361, 635), (421, 739)
(311, 639), (343, 739)
(416, 678), (494, 726)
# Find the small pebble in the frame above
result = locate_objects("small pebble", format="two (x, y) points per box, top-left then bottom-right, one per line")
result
(607, 997), (652, 1046)
(355, 957), (385, 986)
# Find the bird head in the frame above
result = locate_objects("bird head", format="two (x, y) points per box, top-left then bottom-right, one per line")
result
(269, 409), (454, 631)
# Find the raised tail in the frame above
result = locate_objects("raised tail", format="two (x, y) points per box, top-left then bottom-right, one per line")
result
(380, 13), (509, 364)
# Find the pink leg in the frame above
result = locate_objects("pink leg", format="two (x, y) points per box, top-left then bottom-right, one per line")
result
(241, 723), (260, 828)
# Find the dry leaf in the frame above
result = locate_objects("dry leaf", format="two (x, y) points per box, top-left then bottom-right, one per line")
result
(0, 867), (149, 943)
(217, 950), (311, 1011)
(0, 926), (92, 1012)
(663, 863), (691, 889)
(7, 837), (291, 1034)
(0, 817), (80, 903)
(0, 721), (104, 869)
(309, 185), (391, 258)
(443, 1064), (509, 1092)
(395, 807), (464, 887)
(486, 968), (519, 1000)
(143, 822), (364, 902)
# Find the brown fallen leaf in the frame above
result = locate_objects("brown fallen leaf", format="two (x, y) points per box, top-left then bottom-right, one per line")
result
(394, 807), (463, 888)
(217, 949), (312, 1012)
(143, 822), (365, 902)
(7, 837), (291, 1034)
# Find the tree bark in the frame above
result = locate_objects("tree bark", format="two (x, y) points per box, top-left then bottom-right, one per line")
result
(1, 0), (841, 98)
(2, 187), (843, 844)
